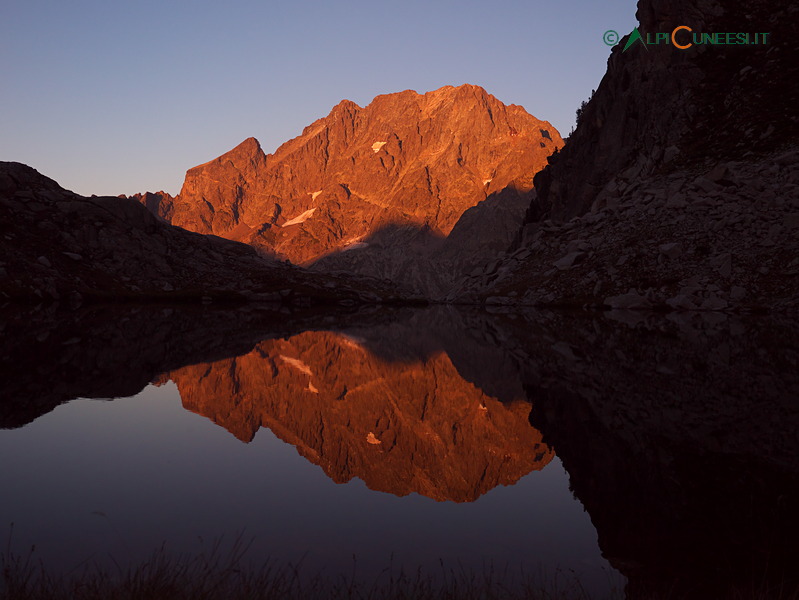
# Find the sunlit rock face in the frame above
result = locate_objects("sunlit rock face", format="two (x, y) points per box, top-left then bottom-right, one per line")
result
(0, 162), (384, 304)
(126, 191), (174, 221)
(167, 330), (553, 502)
(167, 85), (562, 274)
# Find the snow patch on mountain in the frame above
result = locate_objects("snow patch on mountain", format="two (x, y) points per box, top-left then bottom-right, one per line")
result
(282, 208), (317, 227)
(278, 355), (314, 376)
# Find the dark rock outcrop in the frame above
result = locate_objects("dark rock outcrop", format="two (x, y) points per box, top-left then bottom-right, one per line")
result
(0, 162), (392, 305)
(530, 0), (797, 222)
(457, 0), (798, 312)
(456, 149), (799, 311)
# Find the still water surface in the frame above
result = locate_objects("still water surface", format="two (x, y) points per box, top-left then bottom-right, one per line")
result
(2, 304), (797, 599)
(0, 328), (617, 595)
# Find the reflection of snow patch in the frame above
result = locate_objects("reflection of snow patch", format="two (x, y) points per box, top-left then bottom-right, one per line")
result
(278, 355), (313, 376)
(340, 335), (367, 351)
(367, 432), (382, 445)
(308, 381), (319, 394)
(281, 207), (316, 227)
(342, 242), (368, 252)
(371, 141), (386, 153)
(483, 179), (492, 185)
(310, 190), (322, 201)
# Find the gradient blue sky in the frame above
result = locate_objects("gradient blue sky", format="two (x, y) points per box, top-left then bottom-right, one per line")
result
(1, 0), (637, 197)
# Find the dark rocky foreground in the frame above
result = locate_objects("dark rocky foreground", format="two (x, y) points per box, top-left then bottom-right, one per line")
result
(0, 162), (398, 306)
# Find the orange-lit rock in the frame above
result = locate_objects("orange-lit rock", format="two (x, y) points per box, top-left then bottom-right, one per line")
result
(169, 84), (563, 266)
(0, 162), (391, 304)
(168, 330), (553, 502)
(127, 191), (174, 221)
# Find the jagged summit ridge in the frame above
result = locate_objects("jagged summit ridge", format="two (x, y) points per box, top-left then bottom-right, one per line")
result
(167, 84), (563, 265)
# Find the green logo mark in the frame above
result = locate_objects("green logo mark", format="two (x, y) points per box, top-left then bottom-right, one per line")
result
(623, 28), (648, 52)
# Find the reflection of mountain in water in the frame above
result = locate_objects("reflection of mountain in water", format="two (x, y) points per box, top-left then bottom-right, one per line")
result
(167, 330), (553, 502)
(3, 303), (799, 597)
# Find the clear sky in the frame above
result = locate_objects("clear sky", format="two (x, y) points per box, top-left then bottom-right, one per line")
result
(1, 0), (637, 197)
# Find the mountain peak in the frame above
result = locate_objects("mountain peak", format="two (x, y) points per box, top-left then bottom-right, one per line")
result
(169, 86), (564, 271)
(328, 98), (361, 116)
(187, 137), (264, 175)
(441, 83), (488, 95)
(226, 136), (263, 159)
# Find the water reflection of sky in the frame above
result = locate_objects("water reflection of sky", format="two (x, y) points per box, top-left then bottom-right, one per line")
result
(0, 381), (619, 595)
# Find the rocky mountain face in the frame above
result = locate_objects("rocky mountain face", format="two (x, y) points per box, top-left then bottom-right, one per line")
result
(167, 328), (552, 502)
(529, 0), (797, 223)
(158, 84), (561, 295)
(310, 183), (535, 297)
(0, 162), (392, 305)
(456, 0), (798, 312)
(127, 191), (174, 221)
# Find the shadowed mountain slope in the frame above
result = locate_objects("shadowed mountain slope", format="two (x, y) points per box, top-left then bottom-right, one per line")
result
(0, 162), (396, 305)
(456, 0), (798, 312)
